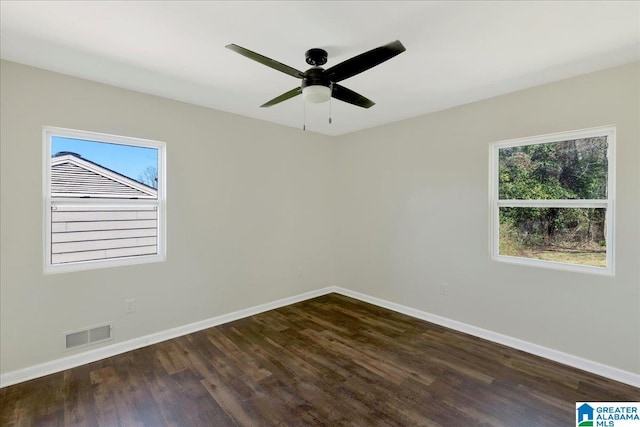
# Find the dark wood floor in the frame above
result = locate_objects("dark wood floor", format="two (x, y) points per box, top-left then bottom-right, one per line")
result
(1, 293), (638, 426)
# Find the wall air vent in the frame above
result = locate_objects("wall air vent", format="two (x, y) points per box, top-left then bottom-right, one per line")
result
(64, 323), (113, 350)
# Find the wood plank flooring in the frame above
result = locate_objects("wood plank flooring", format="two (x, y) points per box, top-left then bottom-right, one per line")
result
(1, 293), (638, 426)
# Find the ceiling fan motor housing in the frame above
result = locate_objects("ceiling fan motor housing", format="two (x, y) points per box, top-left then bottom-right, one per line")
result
(303, 48), (331, 92)
(301, 68), (331, 103)
(301, 68), (330, 89)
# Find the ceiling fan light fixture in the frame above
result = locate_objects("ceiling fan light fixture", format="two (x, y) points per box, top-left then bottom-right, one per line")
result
(302, 85), (331, 103)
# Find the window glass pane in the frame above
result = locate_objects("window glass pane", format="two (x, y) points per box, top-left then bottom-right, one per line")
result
(47, 132), (163, 271)
(499, 207), (607, 267)
(50, 205), (158, 264)
(498, 137), (608, 200)
(51, 137), (158, 198)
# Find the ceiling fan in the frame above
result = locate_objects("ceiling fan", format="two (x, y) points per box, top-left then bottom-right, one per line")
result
(225, 40), (406, 109)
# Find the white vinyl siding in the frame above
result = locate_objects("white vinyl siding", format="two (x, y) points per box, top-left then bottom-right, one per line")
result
(50, 205), (158, 264)
(44, 127), (166, 274)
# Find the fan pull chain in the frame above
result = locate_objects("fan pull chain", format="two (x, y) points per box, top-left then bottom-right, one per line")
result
(302, 98), (306, 131)
(329, 97), (332, 124)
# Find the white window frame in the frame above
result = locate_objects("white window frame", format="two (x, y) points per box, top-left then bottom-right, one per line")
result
(43, 126), (166, 274)
(489, 126), (615, 275)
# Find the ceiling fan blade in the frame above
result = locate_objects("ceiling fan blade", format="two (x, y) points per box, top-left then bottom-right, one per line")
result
(261, 87), (302, 107)
(226, 44), (306, 79)
(324, 40), (406, 83)
(331, 84), (375, 108)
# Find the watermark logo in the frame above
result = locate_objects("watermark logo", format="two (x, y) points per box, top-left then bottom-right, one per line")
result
(576, 402), (640, 427)
(577, 403), (595, 426)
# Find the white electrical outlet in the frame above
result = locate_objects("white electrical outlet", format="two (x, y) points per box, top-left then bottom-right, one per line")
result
(125, 298), (136, 314)
(440, 283), (449, 296)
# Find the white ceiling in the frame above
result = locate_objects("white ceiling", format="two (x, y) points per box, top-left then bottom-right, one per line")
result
(1, 1), (639, 136)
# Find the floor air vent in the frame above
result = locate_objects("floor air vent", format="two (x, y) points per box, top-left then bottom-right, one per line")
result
(64, 324), (112, 350)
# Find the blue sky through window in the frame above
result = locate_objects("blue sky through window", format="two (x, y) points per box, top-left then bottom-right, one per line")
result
(52, 136), (158, 184)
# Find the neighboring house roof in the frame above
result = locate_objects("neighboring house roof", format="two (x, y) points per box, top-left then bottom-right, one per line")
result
(51, 153), (157, 199)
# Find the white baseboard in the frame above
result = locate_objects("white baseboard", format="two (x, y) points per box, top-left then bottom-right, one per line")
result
(2, 285), (638, 389)
(0, 287), (334, 388)
(333, 287), (640, 388)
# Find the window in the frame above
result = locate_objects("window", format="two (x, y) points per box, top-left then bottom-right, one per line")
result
(490, 126), (615, 275)
(44, 127), (166, 273)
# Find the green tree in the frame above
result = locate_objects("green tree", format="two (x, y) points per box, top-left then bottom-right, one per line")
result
(498, 137), (607, 247)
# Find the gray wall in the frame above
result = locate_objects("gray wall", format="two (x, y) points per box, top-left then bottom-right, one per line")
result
(333, 63), (640, 374)
(1, 60), (638, 376)
(0, 60), (336, 373)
